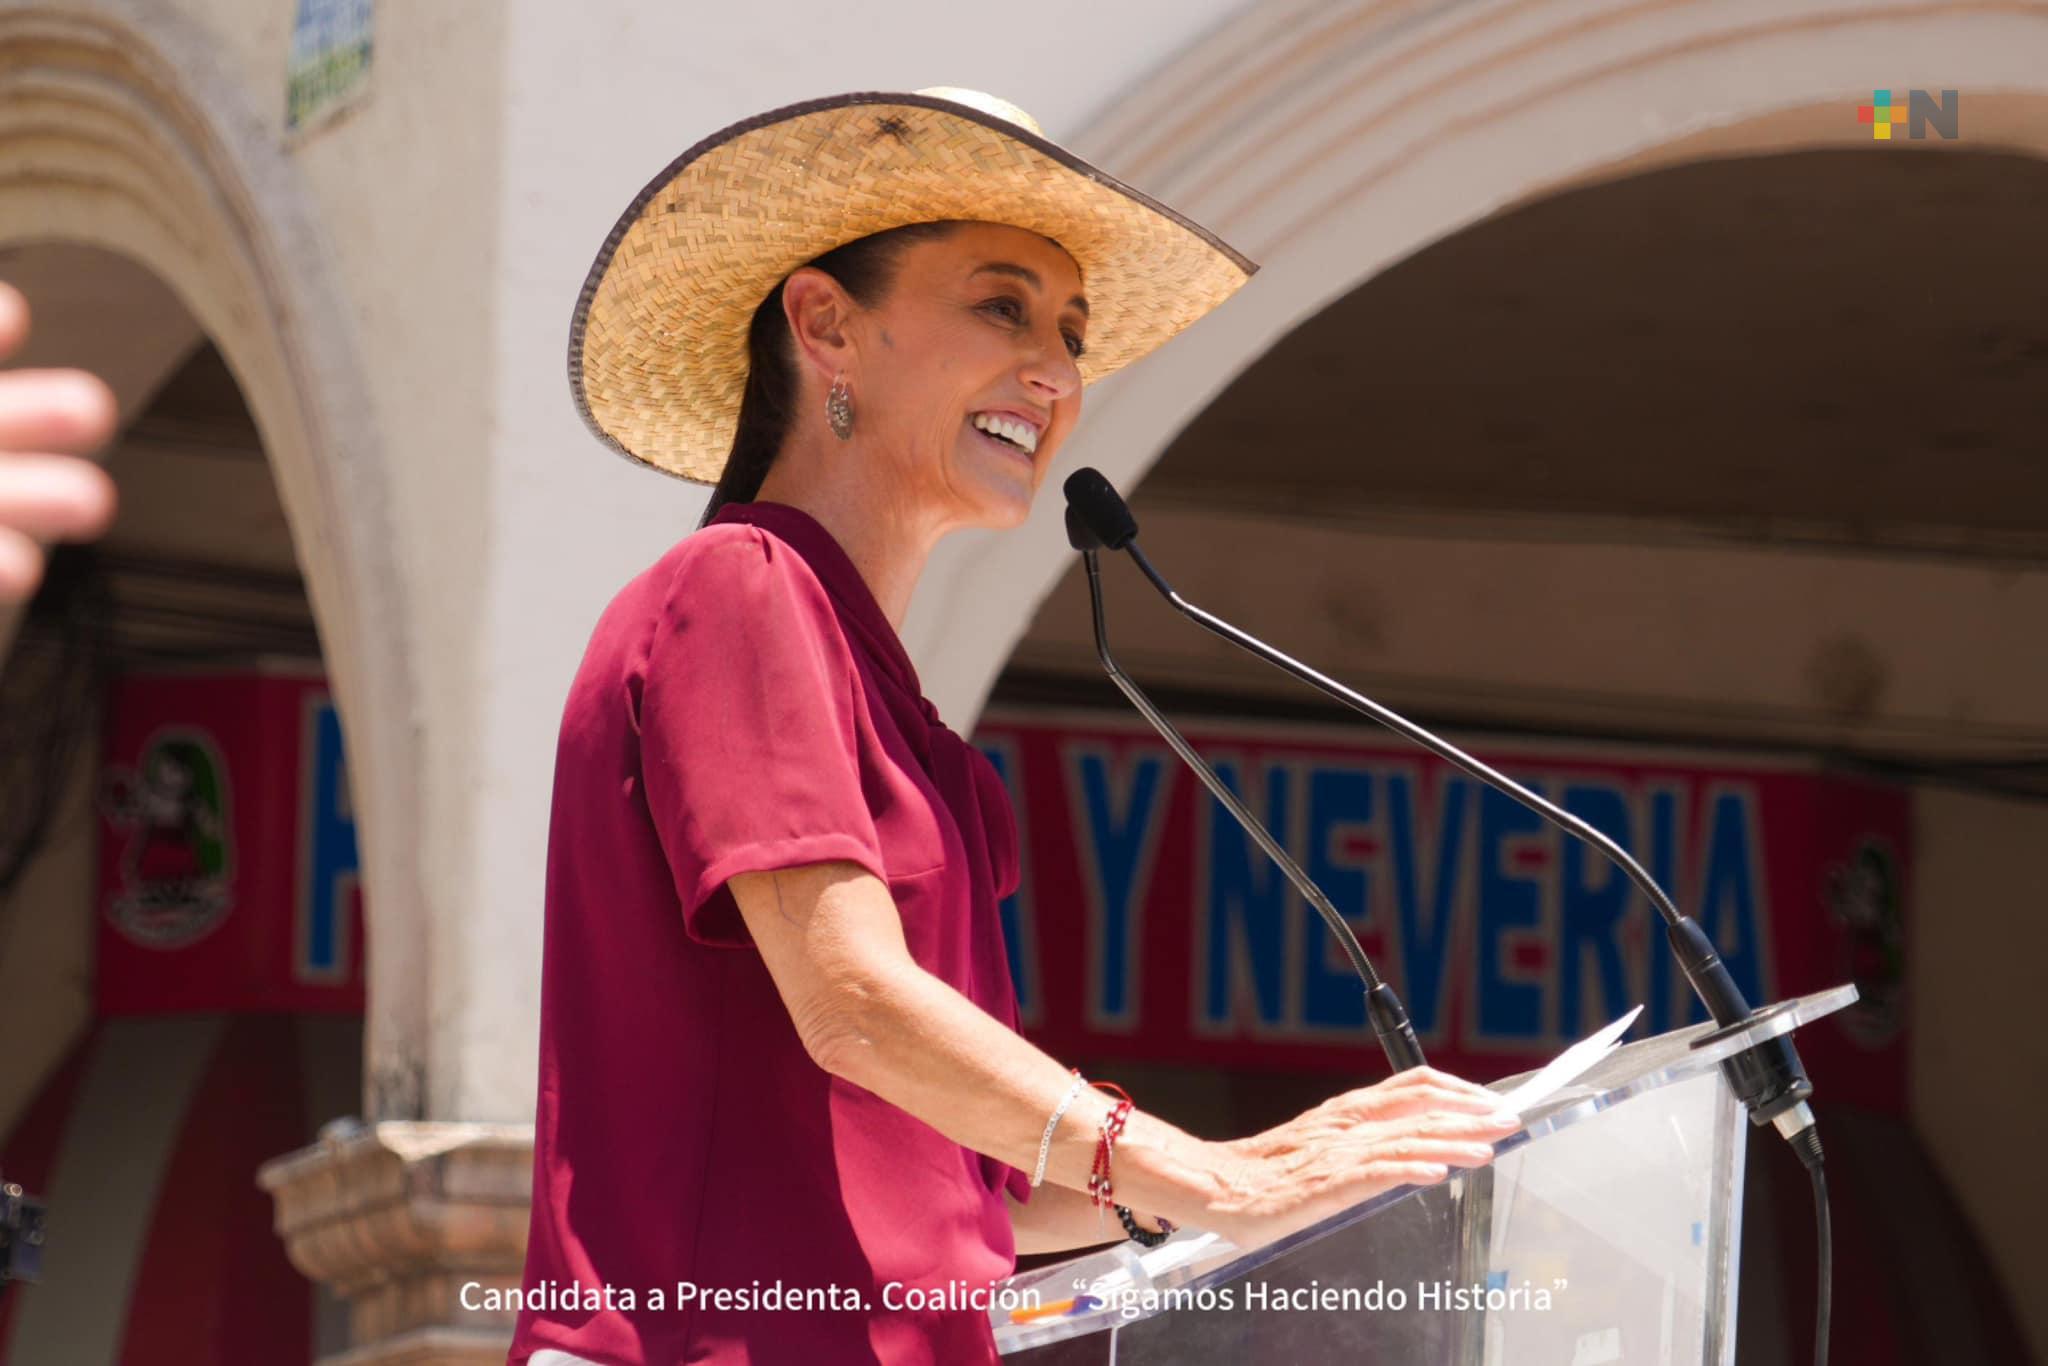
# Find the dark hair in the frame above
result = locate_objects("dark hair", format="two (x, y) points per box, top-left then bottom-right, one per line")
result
(697, 220), (964, 528)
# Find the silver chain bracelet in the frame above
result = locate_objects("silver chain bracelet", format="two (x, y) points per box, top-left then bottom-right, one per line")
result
(1031, 1070), (1088, 1188)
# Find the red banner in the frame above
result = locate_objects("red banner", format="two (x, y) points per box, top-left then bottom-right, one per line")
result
(973, 709), (1909, 1110)
(96, 670), (364, 1014)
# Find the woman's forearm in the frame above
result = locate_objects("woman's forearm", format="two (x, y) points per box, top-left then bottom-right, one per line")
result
(734, 863), (1516, 1257)
(731, 861), (1235, 1231)
(813, 947), (1235, 1232)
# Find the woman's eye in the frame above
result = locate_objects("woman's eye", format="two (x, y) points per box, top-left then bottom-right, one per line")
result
(985, 298), (1086, 359)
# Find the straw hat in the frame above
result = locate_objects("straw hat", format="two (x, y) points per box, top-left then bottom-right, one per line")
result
(568, 87), (1258, 483)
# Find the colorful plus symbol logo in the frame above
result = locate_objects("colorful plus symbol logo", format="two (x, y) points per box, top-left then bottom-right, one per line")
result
(1858, 89), (1905, 140)
(1857, 88), (1961, 141)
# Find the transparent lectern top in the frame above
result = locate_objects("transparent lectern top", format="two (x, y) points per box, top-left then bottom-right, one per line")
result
(993, 986), (1855, 1366)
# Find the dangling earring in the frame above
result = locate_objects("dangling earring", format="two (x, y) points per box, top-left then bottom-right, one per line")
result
(826, 372), (855, 440)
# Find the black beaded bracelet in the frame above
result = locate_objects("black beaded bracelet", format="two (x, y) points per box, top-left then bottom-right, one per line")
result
(1116, 1204), (1175, 1248)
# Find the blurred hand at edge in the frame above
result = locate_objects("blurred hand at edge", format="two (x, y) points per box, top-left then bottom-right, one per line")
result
(0, 279), (118, 602)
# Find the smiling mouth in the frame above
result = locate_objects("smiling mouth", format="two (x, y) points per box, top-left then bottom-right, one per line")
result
(966, 421), (1036, 465)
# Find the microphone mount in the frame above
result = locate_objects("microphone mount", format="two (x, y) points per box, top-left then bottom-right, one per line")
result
(1064, 505), (1427, 1074)
(1063, 469), (1815, 1135)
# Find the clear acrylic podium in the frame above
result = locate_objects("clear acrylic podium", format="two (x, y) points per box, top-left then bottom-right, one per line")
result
(993, 985), (1856, 1365)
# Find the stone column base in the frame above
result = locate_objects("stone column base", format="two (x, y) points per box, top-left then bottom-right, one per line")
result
(259, 1121), (534, 1366)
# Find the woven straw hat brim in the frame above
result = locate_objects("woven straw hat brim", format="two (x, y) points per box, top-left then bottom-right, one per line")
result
(569, 90), (1258, 483)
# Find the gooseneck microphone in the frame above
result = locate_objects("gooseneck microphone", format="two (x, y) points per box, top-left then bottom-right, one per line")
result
(1061, 468), (1816, 1141)
(1061, 500), (1427, 1075)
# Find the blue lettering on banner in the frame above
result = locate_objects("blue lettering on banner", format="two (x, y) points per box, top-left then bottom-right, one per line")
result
(1559, 782), (1633, 1036)
(1386, 770), (1470, 1037)
(1067, 746), (1170, 1027)
(1693, 785), (1767, 1020)
(1301, 764), (1375, 1030)
(1201, 760), (1292, 1031)
(988, 720), (1777, 1056)
(1644, 785), (1684, 1034)
(1475, 783), (1548, 1041)
(299, 699), (358, 983)
(977, 741), (1037, 1018)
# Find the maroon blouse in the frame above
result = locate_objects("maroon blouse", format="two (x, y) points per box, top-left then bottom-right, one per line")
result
(510, 501), (1031, 1365)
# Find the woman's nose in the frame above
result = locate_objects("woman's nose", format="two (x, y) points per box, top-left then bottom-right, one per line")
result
(1021, 341), (1082, 401)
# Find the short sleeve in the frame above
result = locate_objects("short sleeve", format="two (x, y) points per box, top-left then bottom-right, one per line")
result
(637, 527), (889, 946)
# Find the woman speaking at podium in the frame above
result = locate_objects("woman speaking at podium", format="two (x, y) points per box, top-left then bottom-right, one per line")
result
(511, 87), (1520, 1366)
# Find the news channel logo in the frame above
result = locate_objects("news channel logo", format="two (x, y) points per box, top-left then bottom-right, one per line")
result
(1857, 89), (1959, 141)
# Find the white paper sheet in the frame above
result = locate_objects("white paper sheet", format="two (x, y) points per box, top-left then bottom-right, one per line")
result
(1492, 1004), (1643, 1115)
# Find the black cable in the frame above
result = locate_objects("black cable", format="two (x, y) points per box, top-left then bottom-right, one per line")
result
(1790, 1125), (1830, 1366)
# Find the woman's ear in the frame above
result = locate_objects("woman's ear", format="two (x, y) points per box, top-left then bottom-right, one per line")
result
(781, 268), (855, 387)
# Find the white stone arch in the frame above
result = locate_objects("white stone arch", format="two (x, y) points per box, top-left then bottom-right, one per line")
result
(0, 4), (428, 1115)
(906, 0), (2048, 727)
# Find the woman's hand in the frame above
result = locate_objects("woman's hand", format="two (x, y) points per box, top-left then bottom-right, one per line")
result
(1198, 1067), (1521, 1250)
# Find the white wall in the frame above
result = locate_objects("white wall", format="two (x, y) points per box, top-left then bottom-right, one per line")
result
(281, 1), (512, 1121)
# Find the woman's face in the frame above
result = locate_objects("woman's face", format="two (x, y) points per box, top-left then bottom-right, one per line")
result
(838, 222), (1087, 530)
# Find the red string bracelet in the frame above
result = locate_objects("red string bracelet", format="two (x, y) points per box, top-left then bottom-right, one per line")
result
(1086, 1083), (1134, 1214)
